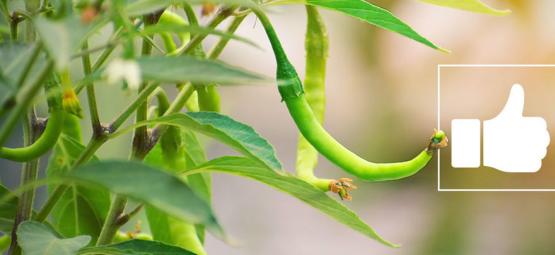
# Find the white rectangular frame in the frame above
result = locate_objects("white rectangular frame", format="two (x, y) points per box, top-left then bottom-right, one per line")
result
(437, 64), (555, 192)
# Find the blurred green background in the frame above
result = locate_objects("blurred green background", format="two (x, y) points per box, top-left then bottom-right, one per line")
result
(4, 0), (555, 254)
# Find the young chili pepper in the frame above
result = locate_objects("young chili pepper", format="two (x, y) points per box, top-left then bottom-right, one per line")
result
(0, 75), (66, 162)
(145, 71), (207, 255)
(158, 10), (191, 55)
(254, 9), (448, 182)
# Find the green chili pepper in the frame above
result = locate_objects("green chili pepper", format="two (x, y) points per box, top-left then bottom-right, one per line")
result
(295, 6), (340, 195)
(0, 78), (65, 162)
(145, 87), (207, 255)
(0, 109), (64, 162)
(158, 10), (191, 55)
(254, 10), (447, 182)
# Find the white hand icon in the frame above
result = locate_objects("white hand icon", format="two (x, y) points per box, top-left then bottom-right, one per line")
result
(451, 84), (550, 172)
(483, 84), (550, 172)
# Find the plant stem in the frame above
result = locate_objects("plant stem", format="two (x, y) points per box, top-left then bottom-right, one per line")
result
(208, 14), (247, 59)
(34, 184), (65, 222)
(97, 13), (160, 245)
(181, 7), (236, 55)
(165, 83), (195, 115)
(23, 0), (39, 42)
(95, 195), (127, 245)
(81, 41), (103, 136)
(110, 83), (159, 132)
(9, 13), (19, 41)
(71, 40), (117, 59)
(15, 44), (42, 89)
(131, 19), (154, 159)
(0, 61), (53, 147)
(183, 3), (199, 25)
(8, 111), (39, 255)
(75, 27), (124, 94)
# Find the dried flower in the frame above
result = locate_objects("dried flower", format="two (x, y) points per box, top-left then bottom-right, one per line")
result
(329, 178), (357, 201)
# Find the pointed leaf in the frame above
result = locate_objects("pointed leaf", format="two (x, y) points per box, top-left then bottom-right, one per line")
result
(421, 0), (511, 16)
(0, 184), (17, 232)
(0, 43), (46, 109)
(67, 160), (225, 239)
(79, 239), (195, 255)
(47, 135), (110, 244)
(274, 0), (445, 51)
(137, 56), (267, 84)
(142, 23), (258, 48)
(122, 112), (282, 170)
(143, 141), (208, 255)
(185, 156), (397, 247)
(125, 0), (256, 16)
(17, 221), (90, 255)
(34, 16), (94, 70)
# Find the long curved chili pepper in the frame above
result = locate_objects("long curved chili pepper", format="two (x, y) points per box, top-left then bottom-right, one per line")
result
(0, 74), (67, 162)
(254, 9), (447, 182)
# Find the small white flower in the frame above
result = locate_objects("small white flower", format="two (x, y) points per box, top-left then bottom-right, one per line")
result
(105, 58), (142, 90)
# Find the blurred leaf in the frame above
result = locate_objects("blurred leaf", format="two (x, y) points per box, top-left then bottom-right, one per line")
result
(47, 135), (110, 244)
(0, 43), (46, 108)
(0, 184), (17, 232)
(143, 143), (207, 255)
(182, 131), (210, 202)
(421, 0), (511, 16)
(137, 56), (267, 84)
(0, 235), (9, 252)
(144, 207), (206, 255)
(125, 0), (256, 16)
(181, 130), (210, 243)
(17, 221), (91, 255)
(34, 16), (91, 70)
(142, 23), (258, 48)
(274, 0), (445, 51)
(127, 112), (282, 170)
(78, 239), (195, 255)
(67, 160), (225, 239)
(185, 156), (397, 247)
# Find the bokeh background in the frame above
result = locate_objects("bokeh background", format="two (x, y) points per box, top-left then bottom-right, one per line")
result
(4, 0), (555, 254)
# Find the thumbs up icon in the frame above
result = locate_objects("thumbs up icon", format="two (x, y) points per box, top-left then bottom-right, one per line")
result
(451, 84), (550, 172)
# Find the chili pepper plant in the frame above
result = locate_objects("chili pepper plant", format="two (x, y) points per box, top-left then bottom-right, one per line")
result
(0, 0), (507, 254)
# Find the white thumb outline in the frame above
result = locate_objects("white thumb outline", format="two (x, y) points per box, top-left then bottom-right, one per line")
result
(495, 84), (525, 119)
(451, 83), (550, 172)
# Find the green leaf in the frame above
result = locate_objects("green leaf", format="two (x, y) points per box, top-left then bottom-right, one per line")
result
(185, 156), (397, 247)
(17, 221), (91, 255)
(181, 131), (210, 203)
(143, 145), (207, 255)
(67, 160), (225, 239)
(125, 0), (256, 16)
(0, 184), (17, 233)
(78, 239), (195, 255)
(122, 112), (282, 170)
(144, 207), (206, 255)
(0, 43), (46, 108)
(181, 131), (211, 244)
(143, 131), (208, 254)
(142, 23), (258, 48)
(421, 0), (511, 16)
(275, 0), (445, 51)
(137, 56), (267, 84)
(34, 16), (92, 70)
(47, 135), (110, 244)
